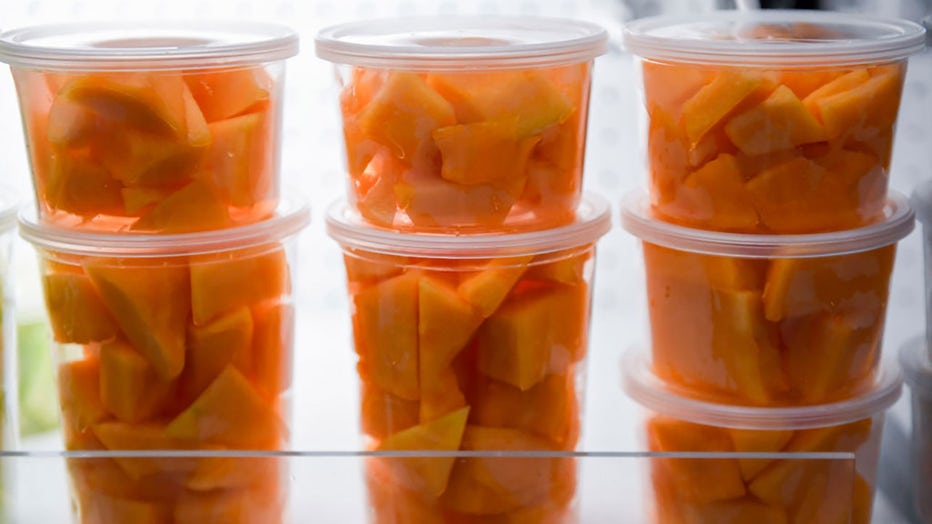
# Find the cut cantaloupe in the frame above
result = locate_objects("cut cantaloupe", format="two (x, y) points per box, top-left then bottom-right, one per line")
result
(728, 428), (795, 482)
(476, 283), (588, 390)
(98, 339), (174, 423)
(678, 497), (789, 524)
(376, 406), (470, 498)
(642, 60), (714, 120)
(365, 457), (447, 523)
(130, 178), (231, 233)
(166, 365), (284, 449)
(343, 250), (406, 285)
(43, 270), (118, 344)
(182, 306), (255, 403)
(525, 250), (590, 285)
(663, 153), (759, 231)
(79, 493), (172, 524)
(44, 153), (125, 217)
(354, 148), (407, 226)
(122, 186), (176, 216)
(184, 67), (272, 122)
(353, 271), (420, 401)
(186, 454), (281, 492)
(190, 244), (289, 325)
(433, 119), (541, 186)
(725, 85), (827, 155)
(58, 358), (109, 438)
(803, 69), (871, 114)
(95, 125), (205, 189)
(174, 487), (283, 524)
(83, 260), (190, 380)
(206, 111), (272, 207)
(361, 380), (420, 442)
(813, 67), (902, 138)
(682, 71), (764, 144)
(457, 255), (533, 318)
(92, 421), (198, 480)
(251, 300), (294, 400)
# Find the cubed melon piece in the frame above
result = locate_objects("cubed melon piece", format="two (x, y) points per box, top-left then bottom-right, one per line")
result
(762, 246), (894, 322)
(777, 69), (846, 99)
(662, 153), (759, 231)
(642, 61), (714, 120)
(84, 261), (190, 380)
(357, 72), (455, 163)
(457, 255), (533, 318)
(433, 119), (541, 185)
(813, 67), (902, 139)
(647, 107), (691, 204)
(803, 69), (871, 114)
(353, 271), (420, 401)
(342, 250), (406, 284)
(92, 421), (198, 480)
(206, 111), (272, 207)
(353, 148), (407, 226)
(175, 487), (284, 524)
(130, 178), (231, 233)
(166, 365), (284, 449)
(790, 460), (858, 524)
(365, 457), (447, 524)
(679, 498), (789, 524)
(377, 406), (470, 498)
(682, 71), (764, 143)
(524, 250), (590, 285)
(43, 270), (118, 344)
(182, 306), (255, 403)
(186, 454), (281, 492)
(44, 153), (125, 217)
(728, 428), (795, 481)
(251, 300), (294, 399)
(341, 67), (384, 117)
(472, 374), (579, 448)
(361, 380), (420, 442)
(725, 85), (827, 155)
(96, 125), (205, 189)
(79, 493), (172, 524)
(122, 186), (175, 215)
(58, 359), (109, 438)
(190, 244), (289, 325)
(98, 339), (175, 423)
(184, 66), (272, 122)
(476, 283), (588, 390)
(647, 416), (746, 503)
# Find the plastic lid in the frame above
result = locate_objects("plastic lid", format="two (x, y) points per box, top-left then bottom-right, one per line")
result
(18, 194), (309, 257)
(623, 9), (926, 67)
(326, 193), (611, 258)
(315, 16), (608, 70)
(0, 21), (298, 71)
(622, 351), (902, 430)
(620, 189), (913, 258)
(911, 179), (932, 226)
(0, 187), (20, 235)
(900, 336), (932, 398)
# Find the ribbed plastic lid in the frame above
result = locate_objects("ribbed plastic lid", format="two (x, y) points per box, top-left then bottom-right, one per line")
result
(900, 336), (932, 399)
(622, 351), (902, 430)
(0, 21), (298, 70)
(326, 193), (611, 258)
(19, 194), (309, 257)
(623, 9), (925, 67)
(315, 15), (608, 70)
(620, 189), (913, 258)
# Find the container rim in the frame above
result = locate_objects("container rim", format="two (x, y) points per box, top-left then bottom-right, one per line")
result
(18, 192), (310, 257)
(326, 192), (612, 258)
(621, 350), (902, 430)
(0, 20), (299, 71)
(315, 15), (608, 70)
(899, 336), (932, 398)
(620, 189), (913, 258)
(623, 9), (926, 67)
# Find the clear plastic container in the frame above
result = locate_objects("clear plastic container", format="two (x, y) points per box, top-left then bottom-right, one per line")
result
(621, 188), (914, 406)
(0, 192), (18, 514)
(316, 16), (608, 233)
(622, 350), (902, 524)
(623, 10), (925, 234)
(911, 179), (932, 360)
(899, 336), (932, 523)
(327, 193), (611, 523)
(0, 21), (298, 234)
(18, 196), (309, 524)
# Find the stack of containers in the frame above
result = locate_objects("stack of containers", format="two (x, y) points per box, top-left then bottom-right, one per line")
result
(0, 22), (307, 523)
(315, 17), (610, 523)
(618, 10), (926, 524)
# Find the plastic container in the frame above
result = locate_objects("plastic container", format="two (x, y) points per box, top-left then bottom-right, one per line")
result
(0, 192), (18, 514)
(0, 21), (298, 234)
(623, 10), (925, 234)
(911, 179), (932, 360)
(622, 350), (902, 524)
(316, 16), (608, 233)
(621, 188), (913, 406)
(899, 337), (932, 523)
(327, 193), (611, 523)
(18, 196), (309, 524)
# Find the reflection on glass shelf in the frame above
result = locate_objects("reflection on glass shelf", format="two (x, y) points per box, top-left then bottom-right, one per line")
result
(1, 449), (855, 523)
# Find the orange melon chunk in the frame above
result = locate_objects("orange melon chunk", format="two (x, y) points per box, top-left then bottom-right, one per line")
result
(457, 256), (533, 318)
(642, 61), (713, 120)
(182, 306), (255, 403)
(728, 428), (794, 481)
(44, 154), (124, 217)
(525, 250), (589, 285)
(166, 365), (284, 448)
(814, 67), (902, 138)
(361, 380), (420, 441)
(433, 119), (541, 185)
(122, 186), (175, 215)
(355, 149), (406, 225)
(664, 153), (759, 231)
(365, 457), (446, 523)
(184, 67), (272, 122)
(84, 261), (190, 380)
(92, 421), (198, 480)
(96, 126), (205, 188)
(395, 166), (524, 228)
(376, 406), (470, 497)
(130, 178), (231, 233)
(58, 359), (109, 439)
(80, 493), (172, 524)
(251, 301), (294, 399)
(186, 454), (281, 491)
(476, 284), (588, 390)
(682, 71), (763, 144)
(99, 339), (174, 423)
(43, 270), (118, 344)
(472, 374), (579, 448)
(353, 271), (420, 400)
(174, 488), (284, 524)
(725, 85), (826, 155)
(206, 111), (271, 207)
(803, 69), (870, 114)
(357, 71), (455, 163)
(679, 498), (789, 524)
(190, 245), (288, 326)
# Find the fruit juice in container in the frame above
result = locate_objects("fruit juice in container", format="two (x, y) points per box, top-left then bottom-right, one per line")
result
(0, 21), (298, 233)
(316, 16), (608, 233)
(621, 189), (913, 406)
(327, 194), (611, 523)
(899, 337), (932, 523)
(623, 351), (902, 524)
(18, 197), (309, 524)
(623, 10), (925, 233)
